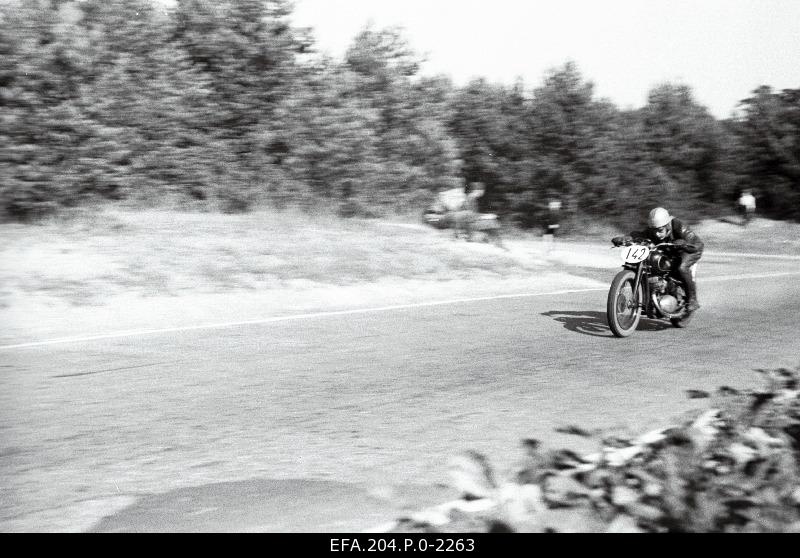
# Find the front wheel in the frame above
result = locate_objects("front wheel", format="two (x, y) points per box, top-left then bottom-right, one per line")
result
(607, 269), (644, 338)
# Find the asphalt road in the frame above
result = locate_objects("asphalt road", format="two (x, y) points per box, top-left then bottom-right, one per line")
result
(2, 253), (799, 532)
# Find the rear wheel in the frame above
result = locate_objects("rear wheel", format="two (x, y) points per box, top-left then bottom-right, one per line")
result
(607, 269), (643, 338)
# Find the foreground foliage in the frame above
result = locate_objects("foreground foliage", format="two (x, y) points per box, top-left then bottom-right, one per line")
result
(393, 367), (800, 532)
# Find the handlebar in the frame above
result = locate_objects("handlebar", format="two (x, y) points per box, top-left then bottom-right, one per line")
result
(613, 240), (675, 248)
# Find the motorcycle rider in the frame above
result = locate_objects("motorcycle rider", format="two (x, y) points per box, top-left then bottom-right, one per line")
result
(612, 207), (704, 313)
(453, 182), (485, 240)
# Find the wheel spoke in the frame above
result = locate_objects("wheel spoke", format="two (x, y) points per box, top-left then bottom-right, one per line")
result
(616, 282), (637, 329)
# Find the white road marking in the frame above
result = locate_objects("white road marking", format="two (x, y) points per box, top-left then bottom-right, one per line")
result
(706, 251), (800, 260)
(0, 288), (604, 350)
(704, 271), (800, 281)
(2, 271), (800, 351)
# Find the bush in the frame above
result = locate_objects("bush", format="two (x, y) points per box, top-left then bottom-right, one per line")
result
(391, 366), (800, 533)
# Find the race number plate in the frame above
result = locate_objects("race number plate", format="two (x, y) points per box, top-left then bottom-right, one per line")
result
(620, 245), (650, 263)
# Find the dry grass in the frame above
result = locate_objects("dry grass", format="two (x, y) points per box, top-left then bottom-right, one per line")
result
(0, 207), (544, 307)
(693, 217), (800, 255)
(2, 207), (797, 309)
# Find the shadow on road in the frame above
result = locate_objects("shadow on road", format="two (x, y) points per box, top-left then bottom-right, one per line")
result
(90, 478), (458, 533)
(542, 310), (673, 337)
(718, 216), (746, 227)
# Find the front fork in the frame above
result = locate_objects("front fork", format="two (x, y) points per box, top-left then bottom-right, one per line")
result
(631, 263), (647, 312)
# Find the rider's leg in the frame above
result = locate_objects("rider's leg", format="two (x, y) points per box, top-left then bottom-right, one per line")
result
(678, 252), (702, 312)
(453, 211), (467, 239)
(464, 211), (477, 241)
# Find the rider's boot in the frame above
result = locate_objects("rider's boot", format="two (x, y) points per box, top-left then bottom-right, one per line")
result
(680, 268), (701, 313)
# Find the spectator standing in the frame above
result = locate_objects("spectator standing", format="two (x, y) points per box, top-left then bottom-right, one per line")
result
(738, 190), (756, 226)
(545, 198), (562, 239)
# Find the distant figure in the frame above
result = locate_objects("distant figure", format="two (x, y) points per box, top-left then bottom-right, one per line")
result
(465, 183), (484, 212)
(453, 183), (485, 241)
(738, 190), (756, 226)
(545, 198), (562, 238)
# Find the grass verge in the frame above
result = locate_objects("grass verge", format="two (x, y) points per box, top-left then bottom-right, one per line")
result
(0, 207), (544, 307)
(2, 208), (798, 309)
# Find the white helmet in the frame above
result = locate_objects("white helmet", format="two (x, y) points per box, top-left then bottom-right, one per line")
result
(647, 207), (672, 229)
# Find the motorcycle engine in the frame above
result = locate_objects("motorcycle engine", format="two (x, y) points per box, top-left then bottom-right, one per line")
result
(648, 276), (668, 294)
(666, 277), (682, 296)
(658, 294), (679, 313)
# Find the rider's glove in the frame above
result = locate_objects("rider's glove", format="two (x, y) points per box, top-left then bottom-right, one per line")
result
(611, 236), (626, 247)
(672, 239), (689, 250)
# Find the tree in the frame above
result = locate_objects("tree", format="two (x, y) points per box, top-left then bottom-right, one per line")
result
(332, 26), (462, 211)
(274, 66), (382, 211)
(448, 79), (526, 213)
(345, 24), (420, 85)
(523, 62), (621, 227)
(734, 86), (800, 218)
(171, 0), (308, 135)
(0, 0), (102, 217)
(639, 83), (727, 209)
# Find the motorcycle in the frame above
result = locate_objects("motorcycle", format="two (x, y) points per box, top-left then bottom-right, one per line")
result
(422, 208), (504, 247)
(606, 240), (696, 338)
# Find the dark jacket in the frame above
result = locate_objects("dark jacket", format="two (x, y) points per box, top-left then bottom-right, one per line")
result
(629, 218), (704, 254)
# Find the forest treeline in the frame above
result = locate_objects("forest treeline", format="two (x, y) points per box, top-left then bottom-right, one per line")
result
(2, 0), (799, 228)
